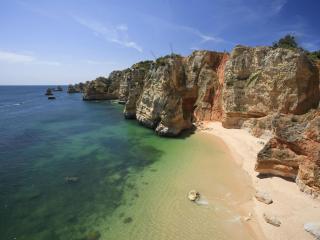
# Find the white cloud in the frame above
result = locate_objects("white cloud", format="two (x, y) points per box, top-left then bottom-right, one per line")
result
(116, 24), (128, 31)
(179, 26), (224, 44)
(0, 50), (60, 66)
(72, 16), (143, 52)
(271, 0), (287, 14)
(0, 51), (35, 63)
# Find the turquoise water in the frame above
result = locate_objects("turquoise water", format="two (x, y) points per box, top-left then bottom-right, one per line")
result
(0, 86), (165, 240)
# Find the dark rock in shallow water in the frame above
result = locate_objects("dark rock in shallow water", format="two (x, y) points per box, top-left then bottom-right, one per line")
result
(48, 96), (56, 100)
(123, 217), (133, 224)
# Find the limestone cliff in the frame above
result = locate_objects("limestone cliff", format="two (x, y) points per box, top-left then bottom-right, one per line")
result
(222, 45), (319, 128)
(122, 61), (153, 118)
(256, 110), (320, 198)
(82, 73), (123, 100)
(134, 51), (229, 136)
(67, 83), (85, 93)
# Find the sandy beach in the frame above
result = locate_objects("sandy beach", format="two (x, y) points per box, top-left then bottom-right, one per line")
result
(199, 121), (320, 240)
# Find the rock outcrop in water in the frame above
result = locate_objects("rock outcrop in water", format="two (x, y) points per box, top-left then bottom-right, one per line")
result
(72, 45), (320, 196)
(83, 75), (121, 100)
(67, 83), (85, 93)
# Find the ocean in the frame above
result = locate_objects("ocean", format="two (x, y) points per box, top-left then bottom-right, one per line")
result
(0, 86), (258, 240)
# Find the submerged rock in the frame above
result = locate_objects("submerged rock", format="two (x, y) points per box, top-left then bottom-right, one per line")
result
(188, 190), (200, 201)
(255, 191), (273, 204)
(304, 222), (320, 239)
(263, 213), (281, 227)
(123, 217), (133, 224)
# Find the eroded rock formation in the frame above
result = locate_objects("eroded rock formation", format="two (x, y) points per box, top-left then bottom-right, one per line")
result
(222, 45), (319, 128)
(67, 83), (85, 93)
(82, 73), (122, 100)
(134, 51), (228, 136)
(256, 110), (320, 197)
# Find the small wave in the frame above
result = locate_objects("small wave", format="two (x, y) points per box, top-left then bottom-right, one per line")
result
(0, 102), (23, 108)
(196, 197), (209, 206)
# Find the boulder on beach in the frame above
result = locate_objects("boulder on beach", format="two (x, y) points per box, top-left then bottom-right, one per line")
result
(263, 213), (281, 227)
(188, 190), (200, 201)
(255, 191), (273, 204)
(304, 222), (320, 239)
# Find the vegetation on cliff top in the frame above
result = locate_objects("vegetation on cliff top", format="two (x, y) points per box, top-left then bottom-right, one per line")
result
(273, 34), (320, 61)
(155, 53), (182, 66)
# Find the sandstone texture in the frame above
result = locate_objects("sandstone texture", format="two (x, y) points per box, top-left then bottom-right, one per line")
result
(222, 45), (319, 128)
(122, 61), (153, 119)
(256, 110), (320, 197)
(135, 52), (228, 136)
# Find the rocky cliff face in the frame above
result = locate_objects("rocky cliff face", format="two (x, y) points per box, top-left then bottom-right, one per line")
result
(122, 61), (153, 118)
(256, 110), (320, 198)
(67, 83), (85, 93)
(222, 45), (319, 128)
(134, 51), (229, 136)
(82, 73), (123, 100)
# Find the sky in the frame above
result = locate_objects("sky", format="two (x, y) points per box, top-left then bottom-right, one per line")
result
(0, 0), (319, 85)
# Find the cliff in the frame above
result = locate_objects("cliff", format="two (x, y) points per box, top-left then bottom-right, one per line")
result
(70, 46), (319, 196)
(222, 45), (319, 128)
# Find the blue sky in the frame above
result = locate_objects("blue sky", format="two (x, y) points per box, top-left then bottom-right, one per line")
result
(0, 0), (319, 85)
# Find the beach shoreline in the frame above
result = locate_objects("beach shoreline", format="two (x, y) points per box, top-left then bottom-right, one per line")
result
(198, 121), (320, 240)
